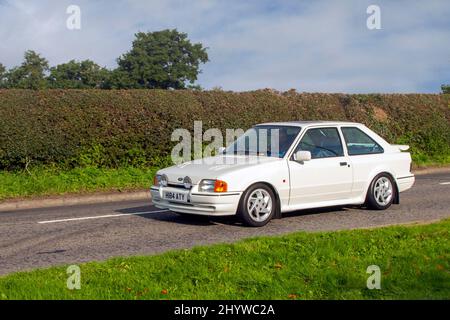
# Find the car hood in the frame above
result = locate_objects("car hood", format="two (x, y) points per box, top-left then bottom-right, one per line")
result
(159, 155), (281, 184)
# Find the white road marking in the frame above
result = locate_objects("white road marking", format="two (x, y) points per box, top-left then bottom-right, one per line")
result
(439, 182), (450, 185)
(38, 210), (169, 224)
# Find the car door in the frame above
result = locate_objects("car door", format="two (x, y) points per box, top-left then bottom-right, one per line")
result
(287, 127), (353, 207)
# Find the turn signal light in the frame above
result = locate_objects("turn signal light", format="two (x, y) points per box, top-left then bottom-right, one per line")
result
(214, 180), (228, 193)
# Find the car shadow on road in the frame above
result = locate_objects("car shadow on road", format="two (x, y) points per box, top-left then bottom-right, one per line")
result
(115, 204), (240, 227)
(282, 205), (350, 218)
(116, 204), (354, 227)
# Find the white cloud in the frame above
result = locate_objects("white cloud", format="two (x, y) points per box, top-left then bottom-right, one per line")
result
(0, 0), (449, 92)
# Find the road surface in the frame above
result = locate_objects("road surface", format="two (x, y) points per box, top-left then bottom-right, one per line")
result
(0, 172), (449, 275)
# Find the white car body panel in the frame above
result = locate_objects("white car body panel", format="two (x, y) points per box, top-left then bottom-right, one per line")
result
(151, 121), (415, 216)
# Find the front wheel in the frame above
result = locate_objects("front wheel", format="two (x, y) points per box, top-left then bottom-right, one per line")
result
(238, 184), (276, 227)
(366, 173), (395, 210)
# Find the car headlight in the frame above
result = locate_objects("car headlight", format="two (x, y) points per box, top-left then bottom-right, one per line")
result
(153, 174), (168, 187)
(199, 179), (228, 193)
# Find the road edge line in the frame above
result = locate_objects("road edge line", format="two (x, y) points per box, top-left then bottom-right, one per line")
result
(0, 191), (151, 212)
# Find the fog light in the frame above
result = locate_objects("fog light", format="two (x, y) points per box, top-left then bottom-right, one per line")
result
(153, 174), (168, 187)
(183, 176), (193, 189)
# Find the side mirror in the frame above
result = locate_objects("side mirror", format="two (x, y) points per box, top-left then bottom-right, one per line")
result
(294, 150), (311, 162)
(218, 147), (226, 154)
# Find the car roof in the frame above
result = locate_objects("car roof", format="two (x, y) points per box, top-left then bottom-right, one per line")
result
(255, 121), (362, 128)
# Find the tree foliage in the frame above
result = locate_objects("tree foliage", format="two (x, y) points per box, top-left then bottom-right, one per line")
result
(0, 63), (6, 88)
(1, 30), (208, 90)
(442, 84), (450, 94)
(113, 29), (209, 89)
(5, 51), (49, 89)
(48, 60), (110, 89)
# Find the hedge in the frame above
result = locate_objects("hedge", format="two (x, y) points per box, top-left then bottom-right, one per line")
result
(0, 89), (449, 170)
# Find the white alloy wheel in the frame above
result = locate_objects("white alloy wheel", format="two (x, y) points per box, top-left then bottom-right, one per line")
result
(246, 188), (273, 222)
(373, 176), (393, 206)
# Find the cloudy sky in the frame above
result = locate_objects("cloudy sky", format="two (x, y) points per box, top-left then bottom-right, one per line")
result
(0, 0), (449, 93)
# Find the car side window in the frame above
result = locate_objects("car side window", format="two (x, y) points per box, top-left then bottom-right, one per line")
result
(341, 127), (384, 155)
(295, 128), (344, 159)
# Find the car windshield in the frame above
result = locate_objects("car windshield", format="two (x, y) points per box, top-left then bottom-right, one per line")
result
(225, 125), (301, 158)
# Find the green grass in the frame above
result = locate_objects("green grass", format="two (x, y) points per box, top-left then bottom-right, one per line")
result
(1, 220), (449, 300)
(411, 153), (450, 168)
(0, 166), (157, 201)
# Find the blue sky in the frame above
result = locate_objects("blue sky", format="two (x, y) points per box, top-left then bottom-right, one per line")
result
(0, 0), (449, 93)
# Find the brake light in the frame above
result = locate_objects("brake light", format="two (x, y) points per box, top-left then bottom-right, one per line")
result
(214, 180), (228, 192)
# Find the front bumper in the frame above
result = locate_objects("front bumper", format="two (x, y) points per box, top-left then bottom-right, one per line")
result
(150, 186), (242, 216)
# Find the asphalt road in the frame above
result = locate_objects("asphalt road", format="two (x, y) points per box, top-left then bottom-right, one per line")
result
(1, 172), (449, 275)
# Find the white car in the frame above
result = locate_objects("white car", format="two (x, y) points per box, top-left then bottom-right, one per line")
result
(151, 121), (415, 227)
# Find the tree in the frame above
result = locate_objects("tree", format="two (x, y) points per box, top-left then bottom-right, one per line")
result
(0, 63), (6, 88)
(48, 60), (111, 89)
(442, 84), (450, 94)
(113, 29), (209, 89)
(6, 50), (49, 89)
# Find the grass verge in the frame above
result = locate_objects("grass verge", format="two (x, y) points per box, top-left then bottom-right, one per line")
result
(1, 220), (449, 300)
(0, 166), (156, 201)
(411, 155), (450, 168)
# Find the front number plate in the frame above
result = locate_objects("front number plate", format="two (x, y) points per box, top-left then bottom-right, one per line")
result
(163, 191), (187, 202)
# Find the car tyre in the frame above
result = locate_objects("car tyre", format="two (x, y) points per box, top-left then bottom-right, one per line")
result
(366, 173), (395, 210)
(238, 183), (276, 227)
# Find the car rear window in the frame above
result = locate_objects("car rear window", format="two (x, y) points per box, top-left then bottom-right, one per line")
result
(341, 127), (384, 155)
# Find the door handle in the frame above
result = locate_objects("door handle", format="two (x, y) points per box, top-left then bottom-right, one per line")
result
(340, 162), (348, 166)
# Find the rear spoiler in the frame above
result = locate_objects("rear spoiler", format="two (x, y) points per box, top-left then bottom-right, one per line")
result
(391, 144), (410, 151)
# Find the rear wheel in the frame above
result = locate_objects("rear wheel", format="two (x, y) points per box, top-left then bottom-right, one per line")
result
(366, 173), (395, 210)
(238, 183), (276, 227)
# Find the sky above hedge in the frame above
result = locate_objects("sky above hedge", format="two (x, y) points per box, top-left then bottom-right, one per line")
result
(0, 0), (449, 93)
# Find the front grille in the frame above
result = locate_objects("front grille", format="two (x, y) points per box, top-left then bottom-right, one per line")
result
(168, 183), (187, 189)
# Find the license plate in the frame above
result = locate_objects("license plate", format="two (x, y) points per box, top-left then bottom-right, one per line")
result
(163, 191), (187, 202)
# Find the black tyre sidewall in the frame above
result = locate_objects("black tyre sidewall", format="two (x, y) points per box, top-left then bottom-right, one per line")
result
(238, 183), (276, 227)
